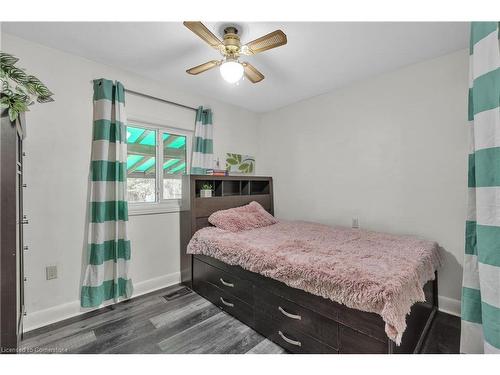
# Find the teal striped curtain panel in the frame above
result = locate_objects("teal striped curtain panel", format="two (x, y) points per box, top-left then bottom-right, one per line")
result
(461, 22), (500, 354)
(191, 106), (214, 175)
(81, 79), (133, 307)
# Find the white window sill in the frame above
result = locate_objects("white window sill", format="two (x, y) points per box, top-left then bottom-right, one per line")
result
(128, 200), (185, 216)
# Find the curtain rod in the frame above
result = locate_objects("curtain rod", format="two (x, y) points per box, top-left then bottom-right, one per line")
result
(124, 89), (197, 112)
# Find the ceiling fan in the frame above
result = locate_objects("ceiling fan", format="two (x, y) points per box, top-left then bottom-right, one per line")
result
(183, 22), (287, 84)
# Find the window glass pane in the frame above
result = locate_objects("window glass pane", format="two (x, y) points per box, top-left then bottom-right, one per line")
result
(163, 131), (187, 200)
(127, 125), (156, 203)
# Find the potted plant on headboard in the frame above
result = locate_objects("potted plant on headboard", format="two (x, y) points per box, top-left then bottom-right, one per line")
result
(200, 183), (213, 198)
(0, 51), (54, 123)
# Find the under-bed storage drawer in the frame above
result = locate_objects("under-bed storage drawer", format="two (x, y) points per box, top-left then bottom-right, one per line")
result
(255, 288), (339, 349)
(339, 325), (387, 354)
(194, 279), (254, 328)
(255, 310), (337, 354)
(193, 257), (253, 304)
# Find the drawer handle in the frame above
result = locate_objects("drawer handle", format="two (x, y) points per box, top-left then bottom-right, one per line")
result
(279, 306), (302, 320)
(220, 297), (234, 307)
(219, 278), (234, 288)
(278, 330), (302, 347)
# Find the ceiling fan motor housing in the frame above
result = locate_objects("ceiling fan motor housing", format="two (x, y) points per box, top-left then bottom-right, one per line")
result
(223, 26), (241, 55)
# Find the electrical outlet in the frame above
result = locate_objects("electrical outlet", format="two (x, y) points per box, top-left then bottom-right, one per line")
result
(352, 217), (360, 229)
(46, 265), (58, 280)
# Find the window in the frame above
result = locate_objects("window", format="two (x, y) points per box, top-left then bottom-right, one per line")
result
(127, 125), (157, 203)
(126, 121), (191, 214)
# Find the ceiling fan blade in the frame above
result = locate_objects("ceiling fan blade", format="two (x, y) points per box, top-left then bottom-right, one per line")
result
(183, 21), (224, 50)
(242, 62), (264, 83)
(186, 60), (220, 75)
(242, 30), (287, 55)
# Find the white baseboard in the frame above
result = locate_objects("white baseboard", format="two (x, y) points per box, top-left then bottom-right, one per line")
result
(132, 272), (181, 297)
(23, 271), (181, 333)
(438, 295), (461, 317)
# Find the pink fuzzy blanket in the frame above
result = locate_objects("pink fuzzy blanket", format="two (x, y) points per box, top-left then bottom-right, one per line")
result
(187, 220), (441, 344)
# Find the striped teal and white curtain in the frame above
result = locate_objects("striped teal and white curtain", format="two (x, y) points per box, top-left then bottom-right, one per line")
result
(81, 79), (133, 307)
(461, 22), (500, 354)
(191, 106), (213, 174)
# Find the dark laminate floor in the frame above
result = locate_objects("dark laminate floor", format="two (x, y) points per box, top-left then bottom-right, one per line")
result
(420, 310), (461, 354)
(21, 285), (460, 354)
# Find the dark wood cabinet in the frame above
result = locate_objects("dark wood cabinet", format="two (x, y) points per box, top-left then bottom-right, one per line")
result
(1, 110), (26, 353)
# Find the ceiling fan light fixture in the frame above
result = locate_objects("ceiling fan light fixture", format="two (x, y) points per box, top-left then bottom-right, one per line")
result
(219, 59), (244, 84)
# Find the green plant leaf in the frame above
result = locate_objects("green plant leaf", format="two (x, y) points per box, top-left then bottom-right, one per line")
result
(226, 158), (238, 165)
(236, 154), (242, 163)
(27, 75), (53, 97)
(12, 100), (29, 112)
(238, 163), (249, 171)
(0, 52), (19, 67)
(0, 96), (10, 106)
(248, 163), (253, 173)
(5, 66), (29, 85)
(37, 95), (55, 103)
(8, 107), (18, 122)
(2, 85), (13, 96)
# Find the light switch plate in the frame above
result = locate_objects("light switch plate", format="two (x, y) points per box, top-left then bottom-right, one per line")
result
(46, 265), (58, 280)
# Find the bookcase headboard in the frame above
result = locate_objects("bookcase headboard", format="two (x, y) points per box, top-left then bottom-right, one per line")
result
(179, 175), (274, 284)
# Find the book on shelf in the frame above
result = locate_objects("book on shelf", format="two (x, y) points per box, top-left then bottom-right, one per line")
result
(206, 169), (228, 176)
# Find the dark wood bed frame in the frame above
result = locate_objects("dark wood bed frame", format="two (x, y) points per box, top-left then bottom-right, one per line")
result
(180, 175), (438, 354)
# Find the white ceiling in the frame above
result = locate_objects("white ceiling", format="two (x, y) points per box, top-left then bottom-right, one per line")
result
(2, 22), (468, 113)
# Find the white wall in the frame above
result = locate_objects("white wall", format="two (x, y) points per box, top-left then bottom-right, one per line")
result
(257, 49), (469, 316)
(2, 34), (260, 330)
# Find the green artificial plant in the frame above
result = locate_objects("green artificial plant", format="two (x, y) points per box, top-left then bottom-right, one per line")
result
(201, 183), (213, 190)
(0, 51), (54, 122)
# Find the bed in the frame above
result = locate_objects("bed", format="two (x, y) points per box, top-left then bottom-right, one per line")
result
(179, 175), (440, 354)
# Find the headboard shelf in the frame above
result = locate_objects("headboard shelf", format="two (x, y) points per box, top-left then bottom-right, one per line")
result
(193, 177), (271, 198)
(222, 180), (241, 196)
(241, 180), (250, 195)
(250, 180), (270, 195)
(194, 193), (270, 200)
(180, 175), (274, 285)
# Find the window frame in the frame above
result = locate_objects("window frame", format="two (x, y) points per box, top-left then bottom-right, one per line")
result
(126, 118), (192, 216)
